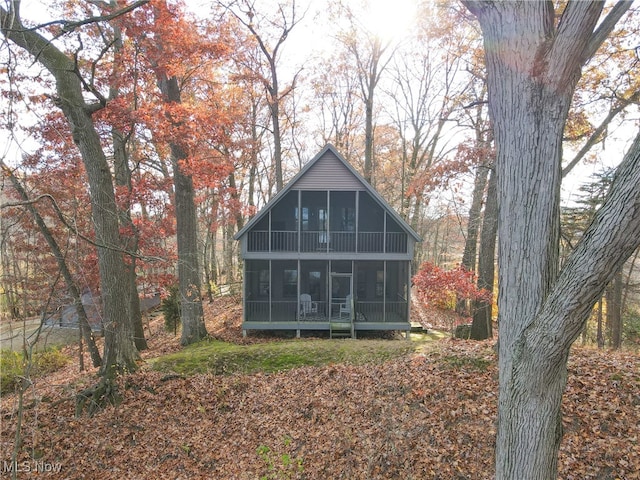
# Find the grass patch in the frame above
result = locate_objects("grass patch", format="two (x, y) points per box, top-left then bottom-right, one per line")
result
(152, 336), (430, 376)
(440, 354), (492, 371)
(0, 347), (70, 394)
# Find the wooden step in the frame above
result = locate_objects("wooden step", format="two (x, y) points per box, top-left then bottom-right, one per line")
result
(330, 321), (354, 339)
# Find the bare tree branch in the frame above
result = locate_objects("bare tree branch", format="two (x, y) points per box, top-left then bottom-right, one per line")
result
(1, 163), (164, 263)
(583, 0), (634, 62)
(562, 91), (640, 177)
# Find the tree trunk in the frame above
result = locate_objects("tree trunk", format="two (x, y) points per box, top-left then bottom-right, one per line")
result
(1, 5), (139, 376)
(464, 2), (635, 478)
(269, 77), (284, 192)
(461, 164), (489, 273)
(597, 297), (605, 349)
(605, 269), (623, 349)
(155, 71), (209, 346)
(110, 17), (147, 352)
(172, 152), (208, 345)
(112, 128), (147, 351)
(471, 167), (497, 340)
(362, 36), (384, 185)
(459, 161), (490, 316)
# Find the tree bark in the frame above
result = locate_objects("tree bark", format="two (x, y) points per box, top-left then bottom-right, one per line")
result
(464, 2), (635, 478)
(605, 269), (623, 349)
(597, 297), (605, 349)
(172, 145), (208, 346)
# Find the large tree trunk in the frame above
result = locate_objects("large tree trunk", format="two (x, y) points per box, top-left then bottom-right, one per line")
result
(464, 2), (636, 478)
(1, 5), (139, 377)
(172, 150), (208, 345)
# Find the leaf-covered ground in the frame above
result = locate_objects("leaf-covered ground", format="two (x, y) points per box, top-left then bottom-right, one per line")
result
(1, 298), (638, 479)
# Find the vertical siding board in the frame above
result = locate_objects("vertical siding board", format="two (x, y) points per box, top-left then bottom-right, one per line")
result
(293, 151), (364, 191)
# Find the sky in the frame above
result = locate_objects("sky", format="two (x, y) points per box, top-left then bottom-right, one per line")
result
(3, 0), (638, 208)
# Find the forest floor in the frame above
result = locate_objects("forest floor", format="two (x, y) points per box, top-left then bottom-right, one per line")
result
(0, 296), (638, 479)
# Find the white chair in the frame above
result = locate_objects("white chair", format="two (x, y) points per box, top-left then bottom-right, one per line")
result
(300, 293), (318, 318)
(339, 294), (352, 318)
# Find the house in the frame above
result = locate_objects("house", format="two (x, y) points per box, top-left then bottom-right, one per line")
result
(234, 144), (421, 338)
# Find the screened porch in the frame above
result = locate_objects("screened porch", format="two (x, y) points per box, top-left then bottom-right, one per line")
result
(243, 259), (411, 333)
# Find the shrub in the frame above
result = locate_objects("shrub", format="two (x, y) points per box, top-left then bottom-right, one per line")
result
(454, 324), (472, 339)
(413, 262), (491, 311)
(0, 347), (69, 394)
(162, 285), (181, 334)
(34, 347), (69, 374)
(0, 350), (22, 393)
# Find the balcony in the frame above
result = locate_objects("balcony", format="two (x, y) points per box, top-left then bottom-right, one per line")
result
(246, 230), (407, 253)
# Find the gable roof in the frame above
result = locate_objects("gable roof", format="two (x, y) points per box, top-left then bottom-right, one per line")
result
(234, 144), (421, 242)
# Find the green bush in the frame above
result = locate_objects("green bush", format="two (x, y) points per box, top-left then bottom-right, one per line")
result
(0, 347), (69, 394)
(162, 285), (181, 335)
(0, 350), (22, 393)
(34, 347), (69, 374)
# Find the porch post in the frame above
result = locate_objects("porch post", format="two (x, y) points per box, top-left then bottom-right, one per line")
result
(383, 212), (387, 253)
(268, 210), (272, 252)
(297, 259), (301, 336)
(268, 260), (272, 323)
(355, 191), (359, 252)
(383, 260), (387, 323)
(242, 258), (247, 337)
(326, 190), (330, 253)
(407, 259), (412, 340)
(297, 190), (301, 252)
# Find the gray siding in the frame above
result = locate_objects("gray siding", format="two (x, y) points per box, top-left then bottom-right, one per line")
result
(292, 151), (364, 191)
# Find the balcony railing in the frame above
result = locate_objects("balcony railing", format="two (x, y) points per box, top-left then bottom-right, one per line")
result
(245, 299), (408, 323)
(247, 230), (407, 253)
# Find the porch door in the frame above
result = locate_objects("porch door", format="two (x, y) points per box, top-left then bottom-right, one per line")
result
(330, 273), (352, 319)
